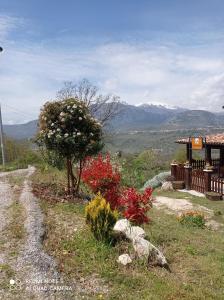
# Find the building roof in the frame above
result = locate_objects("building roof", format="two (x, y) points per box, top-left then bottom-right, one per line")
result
(176, 133), (224, 146)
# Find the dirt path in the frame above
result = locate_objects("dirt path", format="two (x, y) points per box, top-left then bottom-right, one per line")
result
(0, 181), (13, 267)
(0, 167), (67, 299)
(154, 196), (223, 230)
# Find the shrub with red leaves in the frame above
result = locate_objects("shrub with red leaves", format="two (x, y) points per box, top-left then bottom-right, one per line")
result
(81, 153), (121, 209)
(119, 187), (153, 225)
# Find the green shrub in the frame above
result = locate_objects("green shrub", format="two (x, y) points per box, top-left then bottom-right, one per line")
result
(178, 211), (205, 228)
(120, 150), (169, 189)
(85, 193), (118, 243)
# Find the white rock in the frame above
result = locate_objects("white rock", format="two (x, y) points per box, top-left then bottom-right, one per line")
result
(113, 219), (131, 234)
(133, 237), (168, 268)
(161, 181), (173, 191)
(117, 254), (132, 265)
(125, 226), (145, 240)
(133, 237), (150, 257)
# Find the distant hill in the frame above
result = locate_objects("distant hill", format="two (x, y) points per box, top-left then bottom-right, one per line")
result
(3, 120), (38, 140)
(3, 103), (224, 141)
(167, 110), (221, 129)
(107, 103), (187, 131)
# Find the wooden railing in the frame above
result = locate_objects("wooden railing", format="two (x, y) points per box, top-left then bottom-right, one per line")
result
(211, 176), (224, 195)
(192, 159), (220, 170)
(176, 164), (185, 181)
(191, 169), (205, 193)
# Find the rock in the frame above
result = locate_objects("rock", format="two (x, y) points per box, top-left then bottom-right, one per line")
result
(133, 237), (169, 270)
(133, 237), (150, 257)
(161, 181), (173, 191)
(13, 185), (19, 190)
(113, 219), (131, 234)
(117, 254), (132, 265)
(125, 226), (145, 240)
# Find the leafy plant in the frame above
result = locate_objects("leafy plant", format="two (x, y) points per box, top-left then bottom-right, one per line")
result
(85, 193), (118, 243)
(119, 187), (153, 225)
(36, 98), (104, 194)
(82, 153), (121, 209)
(178, 211), (205, 228)
(120, 150), (168, 189)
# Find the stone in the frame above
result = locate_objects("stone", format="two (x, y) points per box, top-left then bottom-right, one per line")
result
(133, 237), (169, 270)
(117, 254), (132, 265)
(133, 237), (150, 257)
(125, 226), (145, 240)
(161, 181), (173, 191)
(113, 219), (131, 234)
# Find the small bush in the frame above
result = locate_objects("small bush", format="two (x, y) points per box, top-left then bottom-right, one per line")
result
(85, 193), (118, 243)
(82, 153), (121, 209)
(119, 187), (153, 225)
(178, 211), (205, 228)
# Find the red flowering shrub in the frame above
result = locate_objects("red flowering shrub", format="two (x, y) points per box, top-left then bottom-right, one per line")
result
(81, 153), (121, 209)
(82, 153), (153, 224)
(119, 187), (153, 225)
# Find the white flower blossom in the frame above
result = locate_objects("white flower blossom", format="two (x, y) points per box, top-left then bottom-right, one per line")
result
(77, 132), (81, 136)
(51, 123), (54, 127)
(73, 104), (77, 109)
(90, 132), (94, 136)
(79, 117), (82, 121)
(64, 133), (69, 137)
(61, 118), (65, 122)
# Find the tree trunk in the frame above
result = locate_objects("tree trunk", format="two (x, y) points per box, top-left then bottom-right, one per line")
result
(75, 159), (84, 193)
(66, 158), (71, 194)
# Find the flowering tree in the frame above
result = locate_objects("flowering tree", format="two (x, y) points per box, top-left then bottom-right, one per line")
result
(37, 98), (103, 195)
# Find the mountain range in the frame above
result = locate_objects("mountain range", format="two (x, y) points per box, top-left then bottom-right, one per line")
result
(3, 103), (224, 140)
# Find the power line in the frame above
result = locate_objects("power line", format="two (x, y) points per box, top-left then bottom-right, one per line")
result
(1, 103), (37, 119)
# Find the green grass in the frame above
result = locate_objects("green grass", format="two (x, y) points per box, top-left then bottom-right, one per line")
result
(31, 164), (224, 299)
(39, 196), (224, 300)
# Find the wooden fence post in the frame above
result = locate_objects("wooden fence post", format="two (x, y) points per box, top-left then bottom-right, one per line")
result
(184, 164), (192, 190)
(203, 169), (213, 193)
(171, 162), (178, 180)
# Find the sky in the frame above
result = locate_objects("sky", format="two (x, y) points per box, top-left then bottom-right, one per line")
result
(0, 0), (224, 124)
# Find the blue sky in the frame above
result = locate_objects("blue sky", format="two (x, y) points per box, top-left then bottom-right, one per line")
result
(0, 0), (224, 123)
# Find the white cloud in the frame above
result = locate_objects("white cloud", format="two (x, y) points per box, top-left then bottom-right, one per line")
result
(0, 20), (224, 123)
(0, 14), (24, 40)
(191, 73), (224, 111)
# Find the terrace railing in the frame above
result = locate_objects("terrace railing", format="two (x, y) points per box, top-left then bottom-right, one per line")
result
(211, 176), (224, 195)
(192, 158), (220, 170)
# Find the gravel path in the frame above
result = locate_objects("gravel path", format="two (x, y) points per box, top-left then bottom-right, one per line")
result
(0, 167), (67, 299)
(0, 181), (13, 265)
(16, 176), (61, 299)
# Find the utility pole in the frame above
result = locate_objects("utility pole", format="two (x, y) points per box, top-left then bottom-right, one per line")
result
(0, 104), (6, 166)
(0, 47), (5, 166)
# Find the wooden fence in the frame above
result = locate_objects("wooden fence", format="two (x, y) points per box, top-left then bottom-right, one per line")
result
(176, 164), (185, 181)
(192, 158), (220, 170)
(191, 169), (205, 193)
(211, 176), (224, 195)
